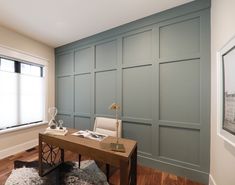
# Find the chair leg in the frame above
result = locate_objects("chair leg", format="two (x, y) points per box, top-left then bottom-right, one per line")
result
(106, 164), (110, 182)
(78, 154), (81, 168)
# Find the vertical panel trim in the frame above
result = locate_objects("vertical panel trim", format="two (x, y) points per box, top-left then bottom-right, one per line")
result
(199, 9), (211, 172)
(72, 50), (75, 128)
(90, 45), (95, 129)
(117, 37), (123, 116)
(152, 25), (160, 156)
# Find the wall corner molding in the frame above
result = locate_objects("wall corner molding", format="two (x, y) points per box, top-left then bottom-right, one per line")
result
(209, 174), (217, 185)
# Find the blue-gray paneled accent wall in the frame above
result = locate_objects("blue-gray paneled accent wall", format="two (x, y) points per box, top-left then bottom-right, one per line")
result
(55, 0), (211, 183)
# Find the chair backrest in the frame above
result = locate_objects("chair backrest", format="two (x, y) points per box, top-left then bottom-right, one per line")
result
(93, 117), (122, 138)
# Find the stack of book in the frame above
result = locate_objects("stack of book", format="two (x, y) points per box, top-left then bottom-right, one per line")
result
(44, 127), (68, 136)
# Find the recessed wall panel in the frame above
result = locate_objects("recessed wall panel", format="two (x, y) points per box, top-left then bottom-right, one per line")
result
(75, 117), (91, 130)
(159, 126), (200, 165)
(95, 70), (116, 115)
(123, 122), (152, 154)
(57, 76), (73, 113)
(123, 30), (152, 64)
(75, 47), (93, 73)
(95, 40), (117, 69)
(75, 74), (91, 114)
(123, 66), (152, 119)
(159, 18), (200, 58)
(57, 53), (73, 75)
(159, 60), (200, 123)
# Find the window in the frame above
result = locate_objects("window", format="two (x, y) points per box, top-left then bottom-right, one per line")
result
(0, 57), (45, 130)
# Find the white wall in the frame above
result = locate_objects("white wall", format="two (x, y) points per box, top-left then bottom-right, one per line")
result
(210, 0), (235, 185)
(0, 25), (55, 157)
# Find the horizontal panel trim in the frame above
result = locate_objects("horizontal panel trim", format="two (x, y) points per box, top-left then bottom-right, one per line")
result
(138, 151), (152, 157)
(122, 117), (152, 125)
(158, 56), (200, 64)
(158, 14), (201, 30)
(93, 116), (152, 126)
(74, 72), (91, 76)
(56, 74), (74, 78)
(94, 67), (117, 72)
(57, 112), (72, 116)
(95, 38), (117, 47)
(122, 62), (153, 69)
(74, 46), (92, 53)
(122, 26), (153, 38)
(74, 113), (91, 118)
(159, 120), (200, 130)
(94, 69), (117, 73)
(94, 114), (116, 119)
(159, 156), (200, 168)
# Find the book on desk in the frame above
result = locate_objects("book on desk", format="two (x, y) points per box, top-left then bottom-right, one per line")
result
(71, 130), (108, 141)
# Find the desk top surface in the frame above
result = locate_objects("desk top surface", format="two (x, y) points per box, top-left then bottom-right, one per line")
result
(39, 128), (137, 162)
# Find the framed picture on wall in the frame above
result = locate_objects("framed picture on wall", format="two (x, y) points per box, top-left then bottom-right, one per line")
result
(218, 35), (235, 147)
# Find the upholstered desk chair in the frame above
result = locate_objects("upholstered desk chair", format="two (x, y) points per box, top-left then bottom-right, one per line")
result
(79, 117), (122, 181)
(93, 117), (122, 138)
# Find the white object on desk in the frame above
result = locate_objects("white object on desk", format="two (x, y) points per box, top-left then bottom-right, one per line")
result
(44, 127), (68, 136)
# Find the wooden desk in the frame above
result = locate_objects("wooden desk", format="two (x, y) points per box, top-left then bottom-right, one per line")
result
(38, 128), (137, 185)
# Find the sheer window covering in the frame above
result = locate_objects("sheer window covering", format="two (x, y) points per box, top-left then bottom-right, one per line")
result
(0, 58), (45, 130)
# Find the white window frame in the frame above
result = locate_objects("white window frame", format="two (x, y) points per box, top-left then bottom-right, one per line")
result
(217, 35), (235, 147)
(0, 44), (49, 134)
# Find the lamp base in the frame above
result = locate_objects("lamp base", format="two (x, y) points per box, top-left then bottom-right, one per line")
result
(110, 143), (125, 152)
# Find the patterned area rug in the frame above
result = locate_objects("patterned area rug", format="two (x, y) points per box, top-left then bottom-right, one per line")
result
(5, 160), (109, 185)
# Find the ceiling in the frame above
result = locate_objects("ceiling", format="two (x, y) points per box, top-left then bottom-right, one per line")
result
(0, 0), (193, 47)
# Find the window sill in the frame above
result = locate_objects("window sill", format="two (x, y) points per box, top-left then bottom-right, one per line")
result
(0, 121), (48, 135)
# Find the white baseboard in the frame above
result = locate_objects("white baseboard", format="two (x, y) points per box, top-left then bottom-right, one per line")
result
(0, 139), (38, 159)
(209, 174), (217, 185)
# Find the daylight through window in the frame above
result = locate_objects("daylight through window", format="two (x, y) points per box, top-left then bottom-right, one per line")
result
(0, 57), (45, 130)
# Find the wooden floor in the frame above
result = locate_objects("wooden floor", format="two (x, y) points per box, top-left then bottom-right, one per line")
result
(0, 147), (205, 185)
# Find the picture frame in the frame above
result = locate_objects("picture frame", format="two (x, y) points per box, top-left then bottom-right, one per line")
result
(217, 35), (235, 147)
